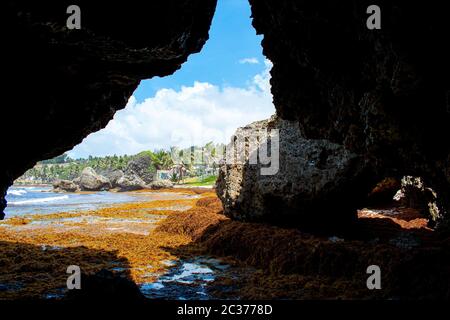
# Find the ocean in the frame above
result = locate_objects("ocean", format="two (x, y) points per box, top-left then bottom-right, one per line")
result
(5, 185), (143, 217)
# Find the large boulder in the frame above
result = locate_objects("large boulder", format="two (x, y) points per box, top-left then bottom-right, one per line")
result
(216, 116), (370, 228)
(103, 170), (125, 188)
(52, 179), (80, 193)
(125, 154), (155, 184)
(116, 174), (146, 192)
(78, 167), (111, 191)
(66, 269), (144, 301)
(149, 180), (174, 190)
(394, 176), (441, 226)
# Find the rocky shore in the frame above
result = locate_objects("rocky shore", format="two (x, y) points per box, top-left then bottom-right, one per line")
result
(53, 167), (173, 193)
(1, 188), (449, 300)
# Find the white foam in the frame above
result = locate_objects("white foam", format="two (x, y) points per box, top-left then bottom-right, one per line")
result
(9, 195), (69, 205)
(165, 263), (214, 283)
(7, 189), (27, 196)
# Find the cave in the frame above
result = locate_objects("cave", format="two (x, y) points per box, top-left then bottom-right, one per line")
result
(2, 0), (450, 301)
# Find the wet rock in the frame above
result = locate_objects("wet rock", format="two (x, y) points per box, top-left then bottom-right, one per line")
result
(216, 116), (369, 228)
(125, 154), (155, 184)
(149, 180), (174, 190)
(78, 167), (111, 191)
(66, 269), (144, 301)
(116, 174), (146, 192)
(397, 176), (441, 226)
(53, 179), (80, 193)
(104, 170), (125, 188)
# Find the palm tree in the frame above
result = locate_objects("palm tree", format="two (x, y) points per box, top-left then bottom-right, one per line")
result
(151, 150), (174, 170)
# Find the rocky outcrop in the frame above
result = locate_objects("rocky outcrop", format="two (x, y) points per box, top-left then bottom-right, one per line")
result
(216, 0), (450, 229)
(216, 117), (370, 228)
(104, 170), (125, 188)
(78, 167), (111, 191)
(53, 179), (80, 193)
(66, 269), (144, 301)
(1, 0), (217, 218)
(149, 180), (174, 190)
(116, 174), (146, 192)
(125, 154), (155, 184)
(395, 176), (441, 227)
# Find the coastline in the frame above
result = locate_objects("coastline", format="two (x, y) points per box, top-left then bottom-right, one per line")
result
(1, 187), (449, 300)
(0, 188), (229, 300)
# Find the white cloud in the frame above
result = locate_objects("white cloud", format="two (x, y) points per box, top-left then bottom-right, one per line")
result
(68, 60), (275, 158)
(239, 57), (259, 65)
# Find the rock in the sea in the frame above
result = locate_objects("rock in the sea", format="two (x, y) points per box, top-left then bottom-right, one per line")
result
(216, 116), (369, 228)
(125, 154), (155, 184)
(116, 174), (146, 192)
(104, 170), (125, 188)
(149, 180), (174, 190)
(78, 167), (111, 191)
(52, 179), (80, 193)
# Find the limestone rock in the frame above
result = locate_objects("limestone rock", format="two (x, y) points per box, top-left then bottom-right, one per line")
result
(52, 179), (80, 193)
(125, 154), (155, 184)
(104, 170), (125, 188)
(216, 117), (369, 228)
(397, 176), (441, 226)
(116, 174), (146, 192)
(79, 167), (111, 191)
(149, 180), (174, 190)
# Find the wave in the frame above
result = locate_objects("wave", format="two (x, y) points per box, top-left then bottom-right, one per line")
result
(7, 189), (27, 196)
(9, 195), (69, 205)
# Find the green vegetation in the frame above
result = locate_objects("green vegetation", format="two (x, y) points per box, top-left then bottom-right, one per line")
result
(18, 142), (225, 184)
(150, 150), (174, 170)
(183, 175), (218, 187)
(21, 154), (134, 183)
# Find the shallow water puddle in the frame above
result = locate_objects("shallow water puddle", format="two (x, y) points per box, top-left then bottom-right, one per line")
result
(0, 282), (24, 293)
(140, 256), (239, 300)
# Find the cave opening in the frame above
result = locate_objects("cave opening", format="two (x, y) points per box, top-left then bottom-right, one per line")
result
(3, 0), (450, 301)
(1, 0), (277, 300)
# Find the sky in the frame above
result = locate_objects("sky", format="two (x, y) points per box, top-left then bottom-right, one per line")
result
(68, 0), (275, 158)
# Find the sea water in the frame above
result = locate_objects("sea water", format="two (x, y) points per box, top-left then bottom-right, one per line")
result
(5, 186), (141, 216)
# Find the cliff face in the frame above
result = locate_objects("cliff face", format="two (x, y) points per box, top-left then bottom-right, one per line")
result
(2, 0), (217, 218)
(218, 0), (450, 229)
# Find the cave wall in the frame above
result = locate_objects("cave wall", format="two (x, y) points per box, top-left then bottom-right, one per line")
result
(1, 0), (217, 218)
(218, 0), (450, 229)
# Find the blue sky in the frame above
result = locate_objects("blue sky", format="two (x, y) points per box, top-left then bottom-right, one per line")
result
(69, 0), (275, 158)
(133, 0), (266, 101)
